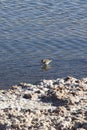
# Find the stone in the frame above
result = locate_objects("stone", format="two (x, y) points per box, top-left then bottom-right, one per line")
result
(23, 93), (32, 99)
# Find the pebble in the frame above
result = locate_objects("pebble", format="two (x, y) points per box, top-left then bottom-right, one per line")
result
(23, 93), (32, 99)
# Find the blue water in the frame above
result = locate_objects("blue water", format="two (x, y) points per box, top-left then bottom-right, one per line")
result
(0, 0), (87, 89)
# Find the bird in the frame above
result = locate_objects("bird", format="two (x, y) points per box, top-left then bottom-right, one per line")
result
(41, 59), (52, 65)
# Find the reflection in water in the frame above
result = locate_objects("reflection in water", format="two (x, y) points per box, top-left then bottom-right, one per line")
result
(41, 64), (52, 71)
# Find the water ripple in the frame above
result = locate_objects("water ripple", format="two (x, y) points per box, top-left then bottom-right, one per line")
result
(0, 0), (87, 88)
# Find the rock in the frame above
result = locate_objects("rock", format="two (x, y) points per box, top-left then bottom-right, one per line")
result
(11, 85), (18, 90)
(23, 93), (32, 99)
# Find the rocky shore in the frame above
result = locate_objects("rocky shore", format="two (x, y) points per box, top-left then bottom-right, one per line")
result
(0, 76), (87, 130)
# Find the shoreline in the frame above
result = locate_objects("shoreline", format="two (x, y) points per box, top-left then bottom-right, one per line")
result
(0, 76), (87, 130)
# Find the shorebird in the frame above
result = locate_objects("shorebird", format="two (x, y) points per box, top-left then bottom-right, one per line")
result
(41, 59), (52, 65)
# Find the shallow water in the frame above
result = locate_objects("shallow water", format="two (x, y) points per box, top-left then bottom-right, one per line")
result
(0, 0), (87, 89)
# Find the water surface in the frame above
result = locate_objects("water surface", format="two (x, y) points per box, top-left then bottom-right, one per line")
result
(0, 0), (87, 89)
